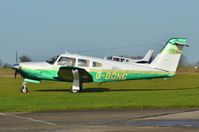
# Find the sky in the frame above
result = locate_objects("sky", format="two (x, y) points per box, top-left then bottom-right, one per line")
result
(0, 0), (199, 64)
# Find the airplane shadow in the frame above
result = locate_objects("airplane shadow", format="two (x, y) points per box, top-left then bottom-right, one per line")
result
(35, 88), (109, 93)
(83, 86), (199, 93)
(34, 87), (199, 93)
(36, 89), (70, 92)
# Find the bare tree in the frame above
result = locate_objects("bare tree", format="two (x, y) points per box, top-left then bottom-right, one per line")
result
(119, 55), (144, 59)
(178, 54), (189, 67)
(196, 61), (199, 66)
(0, 59), (2, 67)
(19, 55), (32, 62)
(3, 63), (11, 68)
(129, 56), (143, 59)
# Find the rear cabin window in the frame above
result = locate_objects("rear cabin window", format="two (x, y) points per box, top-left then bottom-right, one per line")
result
(57, 57), (76, 66)
(93, 61), (102, 67)
(113, 57), (120, 62)
(121, 58), (125, 62)
(78, 59), (90, 67)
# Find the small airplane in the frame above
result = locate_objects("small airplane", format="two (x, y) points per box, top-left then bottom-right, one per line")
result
(104, 49), (154, 64)
(12, 38), (188, 93)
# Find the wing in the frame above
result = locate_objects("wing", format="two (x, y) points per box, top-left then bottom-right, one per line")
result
(57, 66), (93, 82)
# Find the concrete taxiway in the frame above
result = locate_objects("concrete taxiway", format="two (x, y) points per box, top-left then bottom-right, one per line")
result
(0, 109), (199, 132)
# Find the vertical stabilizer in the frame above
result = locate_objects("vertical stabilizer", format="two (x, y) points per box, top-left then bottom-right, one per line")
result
(151, 38), (188, 74)
(141, 49), (154, 64)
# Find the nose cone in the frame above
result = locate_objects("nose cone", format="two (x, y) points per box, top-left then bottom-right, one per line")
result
(12, 64), (20, 70)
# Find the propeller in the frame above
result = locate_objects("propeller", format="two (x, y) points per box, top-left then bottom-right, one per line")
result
(12, 50), (20, 78)
(14, 68), (20, 78)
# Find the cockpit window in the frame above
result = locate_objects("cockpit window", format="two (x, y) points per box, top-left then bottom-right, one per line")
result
(57, 57), (76, 66)
(46, 55), (59, 65)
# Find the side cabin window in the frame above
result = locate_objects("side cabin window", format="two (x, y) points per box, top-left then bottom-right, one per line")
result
(93, 61), (102, 67)
(121, 58), (125, 62)
(113, 57), (120, 62)
(57, 57), (76, 66)
(106, 56), (113, 60)
(126, 59), (129, 62)
(78, 59), (90, 67)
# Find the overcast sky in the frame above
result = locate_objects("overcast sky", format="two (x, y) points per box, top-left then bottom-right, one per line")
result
(0, 0), (198, 64)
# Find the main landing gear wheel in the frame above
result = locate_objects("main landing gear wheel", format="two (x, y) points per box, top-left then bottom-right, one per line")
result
(71, 69), (83, 93)
(71, 89), (80, 93)
(20, 82), (28, 93)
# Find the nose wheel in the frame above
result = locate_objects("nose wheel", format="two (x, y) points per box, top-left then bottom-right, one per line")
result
(20, 82), (29, 93)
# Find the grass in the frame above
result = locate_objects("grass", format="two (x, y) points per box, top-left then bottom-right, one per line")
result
(0, 68), (13, 76)
(0, 72), (199, 112)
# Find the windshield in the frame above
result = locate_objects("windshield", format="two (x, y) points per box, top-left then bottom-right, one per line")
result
(46, 55), (59, 64)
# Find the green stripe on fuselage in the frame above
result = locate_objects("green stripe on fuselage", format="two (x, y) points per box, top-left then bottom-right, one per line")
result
(20, 68), (173, 83)
(89, 70), (172, 83)
(20, 68), (59, 81)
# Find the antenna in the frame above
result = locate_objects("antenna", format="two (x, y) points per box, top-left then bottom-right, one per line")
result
(16, 50), (18, 64)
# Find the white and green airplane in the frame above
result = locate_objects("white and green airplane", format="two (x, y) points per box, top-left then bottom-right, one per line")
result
(12, 38), (188, 93)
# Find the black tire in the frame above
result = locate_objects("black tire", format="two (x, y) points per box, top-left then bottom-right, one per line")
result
(20, 86), (28, 93)
(71, 89), (80, 93)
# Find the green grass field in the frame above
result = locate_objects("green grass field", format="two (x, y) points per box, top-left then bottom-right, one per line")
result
(0, 73), (199, 112)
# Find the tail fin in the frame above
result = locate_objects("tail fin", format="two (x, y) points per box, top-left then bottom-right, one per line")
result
(136, 49), (154, 64)
(151, 38), (188, 73)
(142, 49), (154, 64)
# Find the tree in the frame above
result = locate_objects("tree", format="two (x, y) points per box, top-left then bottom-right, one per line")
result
(129, 56), (143, 59)
(3, 63), (11, 68)
(19, 55), (32, 62)
(195, 61), (199, 66)
(178, 54), (189, 67)
(0, 59), (2, 67)
(119, 55), (143, 59)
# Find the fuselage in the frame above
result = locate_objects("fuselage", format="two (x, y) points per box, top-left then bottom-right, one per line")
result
(17, 53), (173, 83)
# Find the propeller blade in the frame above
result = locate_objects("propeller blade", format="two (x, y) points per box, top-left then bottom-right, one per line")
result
(14, 70), (17, 78)
(14, 69), (20, 78)
(13, 50), (20, 78)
